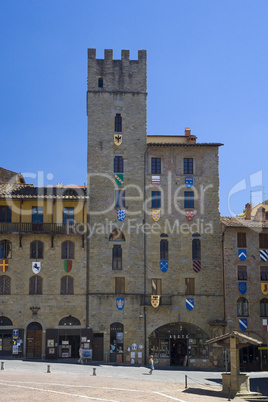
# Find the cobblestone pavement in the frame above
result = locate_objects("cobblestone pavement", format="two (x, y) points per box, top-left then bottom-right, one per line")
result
(0, 359), (267, 401)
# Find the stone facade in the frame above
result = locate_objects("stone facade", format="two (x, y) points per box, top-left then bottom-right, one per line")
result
(221, 213), (268, 371)
(86, 49), (225, 368)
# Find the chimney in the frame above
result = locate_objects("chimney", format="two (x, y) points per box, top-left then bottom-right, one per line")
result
(185, 127), (191, 136)
(245, 203), (251, 220)
(254, 206), (266, 222)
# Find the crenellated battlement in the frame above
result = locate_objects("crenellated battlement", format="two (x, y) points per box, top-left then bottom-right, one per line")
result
(87, 48), (147, 93)
(88, 48), (146, 62)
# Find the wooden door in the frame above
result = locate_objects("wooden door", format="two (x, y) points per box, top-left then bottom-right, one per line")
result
(92, 334), (103, 361)
(27, 330), (42, 358)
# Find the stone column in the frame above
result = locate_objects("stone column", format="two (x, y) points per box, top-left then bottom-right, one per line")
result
(230, 337), (239, 391)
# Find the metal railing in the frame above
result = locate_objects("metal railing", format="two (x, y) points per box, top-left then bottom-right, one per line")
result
(0, 222), (86, 235)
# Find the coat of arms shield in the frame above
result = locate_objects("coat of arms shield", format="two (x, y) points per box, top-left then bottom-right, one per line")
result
(239, 318), (247, 331)
(238, 282), (247, 295)
(117, 209), (125, 221)
(152, 209), (160, 221)
(114, 134), (122, 146)
(185, 177), (193, 188)
(261, 283), (268, 295)
(115, 174), (124, 186)
(260, 249), (268, 261)
(152, 176), (160, 187)
(32, 262), (41, 274)
(238, 249), (247, 261)
(185, 210), (194, 222)
(151, 295), (160, 308)
(0, 259), (8, 272)
(116, 298), (125, 310)
(186, 298), (194, 310)
(160, 260), (168, 272)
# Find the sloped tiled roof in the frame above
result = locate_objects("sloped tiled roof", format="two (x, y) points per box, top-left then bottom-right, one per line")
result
(0, 185), (88, 199)
(221, 216), (268, 229)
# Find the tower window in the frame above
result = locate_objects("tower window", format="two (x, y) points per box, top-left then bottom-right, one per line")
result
(98, 78), (103, 88)
(115, 114), (122, 132)
(114, 156), (124, 173)
(152, 191), (161, 208)
(184, 158), (193, 174)
(112, 245), (122, 270)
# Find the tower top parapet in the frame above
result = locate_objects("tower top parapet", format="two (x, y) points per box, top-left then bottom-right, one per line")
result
(87, 48), (147, 93)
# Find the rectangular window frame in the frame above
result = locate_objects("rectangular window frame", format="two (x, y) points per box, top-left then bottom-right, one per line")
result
(112, 245), (122, 270)
(115, 277), (125, 294)
(184, 191), (194, 208)
(185, 278), (195, 295)
(237, 232), (247, 248)
(151, 157), (161, 174)
(260, 266), (268, 281)
(152, 278), (162, 295)
(183, 158), (193, 174)
(63, 207), (74, 224)
(237, 266), (247, 280)
(114, 156), (124, 173)
(152, 191), (161, 208)
(0, 206), (11, 223)
(259, 233), (268, 249)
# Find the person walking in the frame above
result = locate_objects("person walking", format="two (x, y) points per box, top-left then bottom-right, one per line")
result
(149, 355), (154, 374)
(78, 345), (84, 364)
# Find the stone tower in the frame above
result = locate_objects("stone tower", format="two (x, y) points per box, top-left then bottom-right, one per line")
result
(86, 49), (147, 362)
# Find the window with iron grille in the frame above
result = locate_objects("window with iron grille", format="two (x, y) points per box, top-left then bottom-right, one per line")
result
(184, 158), (193, 174)
(0, 206), (11, 222)
(112, 245), (122, 270)
(151, 158), (161, 174)
(185, 278), (195, 295)
(0, 275), (11, 295)
(29, 276), (42, 295)
(237, 297), (249, 317)
(115, 277), (125, 294)
(237, 232), (247, 248)
(260, 298), (268, 317)
(238, 266), (247, 280)
(259, 233), (268, 249)
(30, 241), (44, 259)
(115, 114), (122, 132)
(160, 239), (168, 260)
(114, 156), (124, 173)
(61, 241), (74, 259)
(61, 276), (74, 295)
(0, 240), (11, 259)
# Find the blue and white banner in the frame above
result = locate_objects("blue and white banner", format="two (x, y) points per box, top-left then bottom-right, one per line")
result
(260, 249), (268, 261)
(117, 209), (125, 221)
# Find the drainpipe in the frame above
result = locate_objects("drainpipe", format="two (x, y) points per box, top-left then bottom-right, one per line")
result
(143, 145), (149, 365)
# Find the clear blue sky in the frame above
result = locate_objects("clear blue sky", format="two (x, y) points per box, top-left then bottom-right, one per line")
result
(0, 0), (267, 216)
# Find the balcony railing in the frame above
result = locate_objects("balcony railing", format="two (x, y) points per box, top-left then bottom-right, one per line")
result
(140, 295), (172, 306)
(0, 222), (86, 235)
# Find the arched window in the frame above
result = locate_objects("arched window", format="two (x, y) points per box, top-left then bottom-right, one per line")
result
(237, 297), (249, 317)
(59, 315), (80, 326)
(29, 276), (42, 295)
(160, 239), (168, 260)
(61, 241), (74, 259)
(30, 240), (44, 259)
(61, 276), (74, 295)
(0, 240), (11, 258)
(112, 245), (122, 270)
(0, 316), (12, 326)
(114, 114), (122, 132)
(160, 233), (168, 238)
(109, 228), (125, 241)
(98, 77), (103, 88)
(260, 298), (268, 317)
(0, 275), (11, 295)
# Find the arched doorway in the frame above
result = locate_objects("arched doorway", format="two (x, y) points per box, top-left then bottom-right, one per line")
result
(26, 322), (42, 358)
(58, 315), (81, 358)
(0, 316), (13, 356)
(149, 322), (209, 367)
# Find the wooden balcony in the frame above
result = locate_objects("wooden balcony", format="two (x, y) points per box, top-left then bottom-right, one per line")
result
(0, 222), (86, 235)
